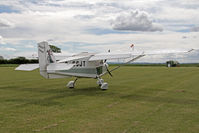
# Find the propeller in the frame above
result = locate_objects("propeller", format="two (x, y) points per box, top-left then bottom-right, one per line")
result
(104, 62), (113, 77)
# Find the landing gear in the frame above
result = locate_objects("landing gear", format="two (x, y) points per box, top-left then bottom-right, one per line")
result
(97, 78), (108, 90)
(66, 77), (108, 90)
(97, 78), (104, 86)
(101, 82), (108, 90)
(67, 78), (78, 88)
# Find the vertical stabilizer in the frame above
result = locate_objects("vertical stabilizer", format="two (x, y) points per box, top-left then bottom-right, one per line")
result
(38, 41), (56, 78)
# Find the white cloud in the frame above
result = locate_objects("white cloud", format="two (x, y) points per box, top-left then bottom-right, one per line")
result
(13, 51), (37, 58)
(112, 10), (163, 32)
(190, 27), (199, 32)
(0, 18), (14, 28)
(0, 0), (199, 62)
(0, 36), (3, 43)
(25, 45), (34, 48)
(1, 47), (16, 51)
(0, 35), (5, 44)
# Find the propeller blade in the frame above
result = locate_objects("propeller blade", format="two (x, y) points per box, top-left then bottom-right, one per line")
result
(105, 63), (113, 77)
(107, 69), (113, 77)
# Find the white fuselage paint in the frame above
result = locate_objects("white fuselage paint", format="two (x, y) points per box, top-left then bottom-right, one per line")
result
(45, 56), (106, 79)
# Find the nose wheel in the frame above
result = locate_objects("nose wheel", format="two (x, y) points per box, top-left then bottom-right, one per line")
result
(97, 78), (108, 90)
(97, 78), (104, 86)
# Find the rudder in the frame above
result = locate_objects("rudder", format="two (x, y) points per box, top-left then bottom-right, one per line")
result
(38, 41), (56, 78)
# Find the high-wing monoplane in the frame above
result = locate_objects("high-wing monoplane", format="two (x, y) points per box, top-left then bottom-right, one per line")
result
(16, 41), (193, 90)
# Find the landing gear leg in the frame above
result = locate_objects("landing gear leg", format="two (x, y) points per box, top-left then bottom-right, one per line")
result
(97, 77), (108, 90)
(67, 78), (78, 89)
(97, 78), (104, 86)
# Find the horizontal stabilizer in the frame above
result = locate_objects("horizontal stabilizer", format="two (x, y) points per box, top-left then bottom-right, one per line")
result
(15, 64), (39, 71)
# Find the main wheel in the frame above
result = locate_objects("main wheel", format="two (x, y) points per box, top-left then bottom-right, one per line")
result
(67, 81), (75, 88)
(100, 82), (108, 90)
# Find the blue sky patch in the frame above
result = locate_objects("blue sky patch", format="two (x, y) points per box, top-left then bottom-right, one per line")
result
(0, 5), (20, 13)
(176, 29), (190, 33)
(86, 28), (136, 35)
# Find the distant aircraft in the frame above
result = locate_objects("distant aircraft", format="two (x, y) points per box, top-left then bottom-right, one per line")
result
(16, 41), (193, 90)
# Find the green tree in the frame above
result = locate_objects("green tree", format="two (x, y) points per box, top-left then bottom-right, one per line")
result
(49, 45), (61, 53)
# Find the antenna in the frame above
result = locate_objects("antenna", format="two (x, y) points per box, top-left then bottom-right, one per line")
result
(130, 43), (135, 62)
(130, 43), (134, 52)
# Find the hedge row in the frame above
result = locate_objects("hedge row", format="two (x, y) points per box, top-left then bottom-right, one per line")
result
(0, 57), (38, 64)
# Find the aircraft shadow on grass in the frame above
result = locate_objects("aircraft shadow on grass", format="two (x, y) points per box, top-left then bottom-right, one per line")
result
(3, 86), (115, 107)
(2, 85), (198, 107)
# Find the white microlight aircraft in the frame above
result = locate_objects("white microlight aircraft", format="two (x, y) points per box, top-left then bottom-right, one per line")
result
(16, 41), (193, 90)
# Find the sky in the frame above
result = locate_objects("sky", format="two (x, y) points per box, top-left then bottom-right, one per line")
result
(0, 0), (199, 63)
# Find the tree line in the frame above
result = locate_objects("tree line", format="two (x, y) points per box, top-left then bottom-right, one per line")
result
(0, 57), (38, 64)
(0, 45), (61, 64)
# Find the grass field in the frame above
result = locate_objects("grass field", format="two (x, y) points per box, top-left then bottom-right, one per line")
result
(0, 66), (199, 133)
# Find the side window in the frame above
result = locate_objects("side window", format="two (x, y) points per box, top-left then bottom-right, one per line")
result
(83, 61), (86, 67)
(76, 61), (79, 67)
(79, 61), (82, 67)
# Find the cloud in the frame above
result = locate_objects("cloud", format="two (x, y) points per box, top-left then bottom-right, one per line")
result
(25, 44), (34, 48)
(112, 10), (163, 32)
(0, 18), (14, 28)
(0, 35), (5, 44)
(1, 47), (16, 51)
(190, 27), (199, 32)
(0, 35), (2, 41)
(0, 0), (199, 62)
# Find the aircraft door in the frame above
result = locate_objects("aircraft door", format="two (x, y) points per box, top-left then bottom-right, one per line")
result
(96, 66), (103, 75)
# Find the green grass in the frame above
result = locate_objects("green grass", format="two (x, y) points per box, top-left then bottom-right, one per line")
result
(0, 64), (19, 67)
(0, 66), (199, 133)
(110, 63), (199, 67)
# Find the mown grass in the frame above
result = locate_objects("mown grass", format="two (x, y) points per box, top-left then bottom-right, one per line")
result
(0, 66), (199, 133)
(0, 64), (19, 67)
(110, 63), (199, 67)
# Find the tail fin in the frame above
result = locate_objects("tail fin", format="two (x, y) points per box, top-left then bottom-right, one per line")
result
(38, 41), (56, 78)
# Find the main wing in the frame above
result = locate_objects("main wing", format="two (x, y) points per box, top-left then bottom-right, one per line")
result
(89, 52), (145, 62)
(89, 53), (132, 61)
(89, 49), (194, 62)
(143, 49), (194, 55)
(57, 52), (95, 63)
(57, 55), (90, 63)
(57, 49), (194, 63)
